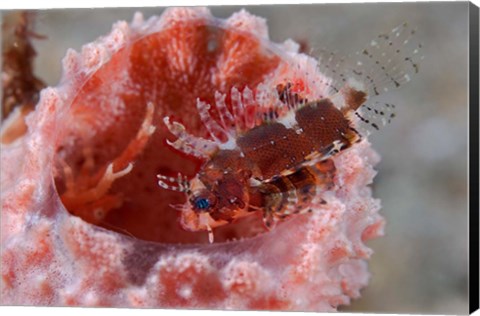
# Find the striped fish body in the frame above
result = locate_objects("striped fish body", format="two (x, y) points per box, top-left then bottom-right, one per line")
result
(197, 97), (359, 228)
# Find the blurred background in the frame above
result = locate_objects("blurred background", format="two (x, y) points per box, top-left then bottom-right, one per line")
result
(1, 2), (470, 314)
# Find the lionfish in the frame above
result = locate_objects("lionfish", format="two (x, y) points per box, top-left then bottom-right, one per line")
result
(157, 23), (422, 242)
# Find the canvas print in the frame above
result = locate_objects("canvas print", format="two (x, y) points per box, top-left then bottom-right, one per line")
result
(0, 2), (474, 314)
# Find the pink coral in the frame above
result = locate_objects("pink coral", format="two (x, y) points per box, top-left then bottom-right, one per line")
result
(1, 7), (384, 311)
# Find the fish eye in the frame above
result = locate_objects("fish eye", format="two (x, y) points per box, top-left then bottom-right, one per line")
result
(194, 197), (210, 210)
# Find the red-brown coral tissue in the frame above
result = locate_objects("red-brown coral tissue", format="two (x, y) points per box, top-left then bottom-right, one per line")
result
(1, 7), (385, 311)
